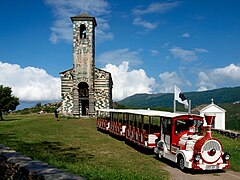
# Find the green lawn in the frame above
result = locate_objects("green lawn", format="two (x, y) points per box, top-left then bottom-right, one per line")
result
(213, 132), (240, 172)
(0, 114), (239, 179)
(0, 114), (169, 179)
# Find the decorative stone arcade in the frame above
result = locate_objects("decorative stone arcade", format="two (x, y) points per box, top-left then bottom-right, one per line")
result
(60, 13), (113, 116)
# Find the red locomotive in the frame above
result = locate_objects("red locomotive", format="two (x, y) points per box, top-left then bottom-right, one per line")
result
(96, 109), (230, 171)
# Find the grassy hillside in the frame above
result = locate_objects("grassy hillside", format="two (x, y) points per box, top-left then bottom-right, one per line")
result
(119, 86), (240, 109)
(118, 86), (240, 131)
(221, 103), (240, 130)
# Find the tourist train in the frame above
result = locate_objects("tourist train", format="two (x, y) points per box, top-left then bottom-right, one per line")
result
(96, 108), (230, 171)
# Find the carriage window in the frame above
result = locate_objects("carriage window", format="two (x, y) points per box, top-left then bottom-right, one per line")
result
(162, 118), (172, 135)
(151, 116), (160, 133)
(110, 113), (113, 121)
(143, 115), (150, 133)
(118, 113), (123, 124)
(129, 114), (134, 126)
(99, 111), (110, 120)
(105, 112), (110, 121)
(126, 114), (130, 126)
(175, 119), (203, 135)
(123, 113), (128, 125)
(175, 120), (188, 134)
(113, 112), (118, 122)
(136, 115), (141, 128)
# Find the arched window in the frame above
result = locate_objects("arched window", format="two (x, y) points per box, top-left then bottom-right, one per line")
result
(80, 24), (86, 39)
(78, 82), (89, 97)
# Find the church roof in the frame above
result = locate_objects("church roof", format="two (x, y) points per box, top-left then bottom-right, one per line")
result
(70, 13), (97, 26)
(192, 99), (226, 113)
(59, 68), (73, 74)
(200, 103), (226, 113)
(95, 67), (111, 74)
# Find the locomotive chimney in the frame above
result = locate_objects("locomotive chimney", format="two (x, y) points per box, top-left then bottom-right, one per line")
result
(204, 113), (216, 138)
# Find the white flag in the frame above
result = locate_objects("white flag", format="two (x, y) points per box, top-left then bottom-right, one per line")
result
(174, 85), (188, 108)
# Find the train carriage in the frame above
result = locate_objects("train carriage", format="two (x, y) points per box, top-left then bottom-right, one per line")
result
(124, 109), (162, 148)
(96, 108), (230, 171)
(96, 109), (112, 131)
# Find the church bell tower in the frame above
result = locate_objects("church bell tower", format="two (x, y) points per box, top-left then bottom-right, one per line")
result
(71, 13), (97, 116)
(60, 13), (112, 117)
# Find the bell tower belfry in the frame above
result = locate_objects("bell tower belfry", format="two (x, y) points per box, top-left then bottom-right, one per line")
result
(60, 13), (112, 117)
(71, 13), (97, 116)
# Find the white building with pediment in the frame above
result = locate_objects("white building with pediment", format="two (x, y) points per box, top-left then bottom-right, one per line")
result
(199, 99), (226, 130)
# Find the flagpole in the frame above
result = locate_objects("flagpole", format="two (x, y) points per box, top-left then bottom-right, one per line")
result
(173, 100), (176, 112)
(173, 85), (176, 112)
(188, 100), (191, 114)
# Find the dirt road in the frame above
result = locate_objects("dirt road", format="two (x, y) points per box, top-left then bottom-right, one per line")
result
(162, 159), (240, 180)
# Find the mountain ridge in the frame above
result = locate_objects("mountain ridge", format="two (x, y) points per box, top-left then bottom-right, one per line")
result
(118, 86), (240, 109)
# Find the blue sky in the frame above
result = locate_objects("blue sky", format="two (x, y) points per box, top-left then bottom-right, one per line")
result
(0, 0), (240, 102)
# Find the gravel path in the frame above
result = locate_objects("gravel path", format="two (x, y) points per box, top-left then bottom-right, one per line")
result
(161, 159), (240, 180)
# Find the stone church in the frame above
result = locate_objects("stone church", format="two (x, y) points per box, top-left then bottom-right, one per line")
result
(60, 13), (113, 116)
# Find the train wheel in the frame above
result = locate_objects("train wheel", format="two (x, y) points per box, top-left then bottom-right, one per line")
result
(178, 156), (185, 171)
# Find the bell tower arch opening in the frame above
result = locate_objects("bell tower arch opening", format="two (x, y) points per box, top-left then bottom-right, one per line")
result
(80, 24), (86, 39)
(78, 82), (89, 116)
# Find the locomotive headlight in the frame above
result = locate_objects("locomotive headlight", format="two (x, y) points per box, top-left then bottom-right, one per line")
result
(194, 154), (201, 162)
(223, 153), (231, 161)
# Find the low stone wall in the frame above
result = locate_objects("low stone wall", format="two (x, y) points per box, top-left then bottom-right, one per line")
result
(0, 144), (84, 180)
(212, 129), (240, 139)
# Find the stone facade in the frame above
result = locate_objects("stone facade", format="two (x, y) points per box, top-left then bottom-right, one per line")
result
(60, 13), (113, 116)
(94, 68), (113, 110)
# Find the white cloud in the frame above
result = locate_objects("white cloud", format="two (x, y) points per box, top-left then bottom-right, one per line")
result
(170, 47), (197, 62)
(150, 49), (160, 56)
(197, 72), (216, 91)
(197, 63), (240, 91)
(132, 1), (180, 16)
(96, 17), (114, 43)
(181, 33), (190, 38)
(0, 61), (61, 102)
(169, 47), (208, 62)
(133, 17), (158, 30)
(214, 63), (240, 79)
(103, 61), (156, 101)
(97, 48), (143, 66)
(194, 48), (208, 53)
(158, 71), (191, 93)
(45, 0), (113, 44)
(49, 19), (72, 44)
(131, 2), (179, 31)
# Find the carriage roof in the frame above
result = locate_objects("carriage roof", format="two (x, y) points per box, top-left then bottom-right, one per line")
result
(97, 108), (202, 118)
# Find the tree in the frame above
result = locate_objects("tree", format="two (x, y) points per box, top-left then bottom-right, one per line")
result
(0, 85), (19, 120)
(35, 102), (42, 108)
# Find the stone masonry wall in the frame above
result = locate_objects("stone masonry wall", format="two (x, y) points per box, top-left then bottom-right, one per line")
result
(0, 145), (84, 180)
(94, 68), (113, 110)
(60, 67), (112, 116)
